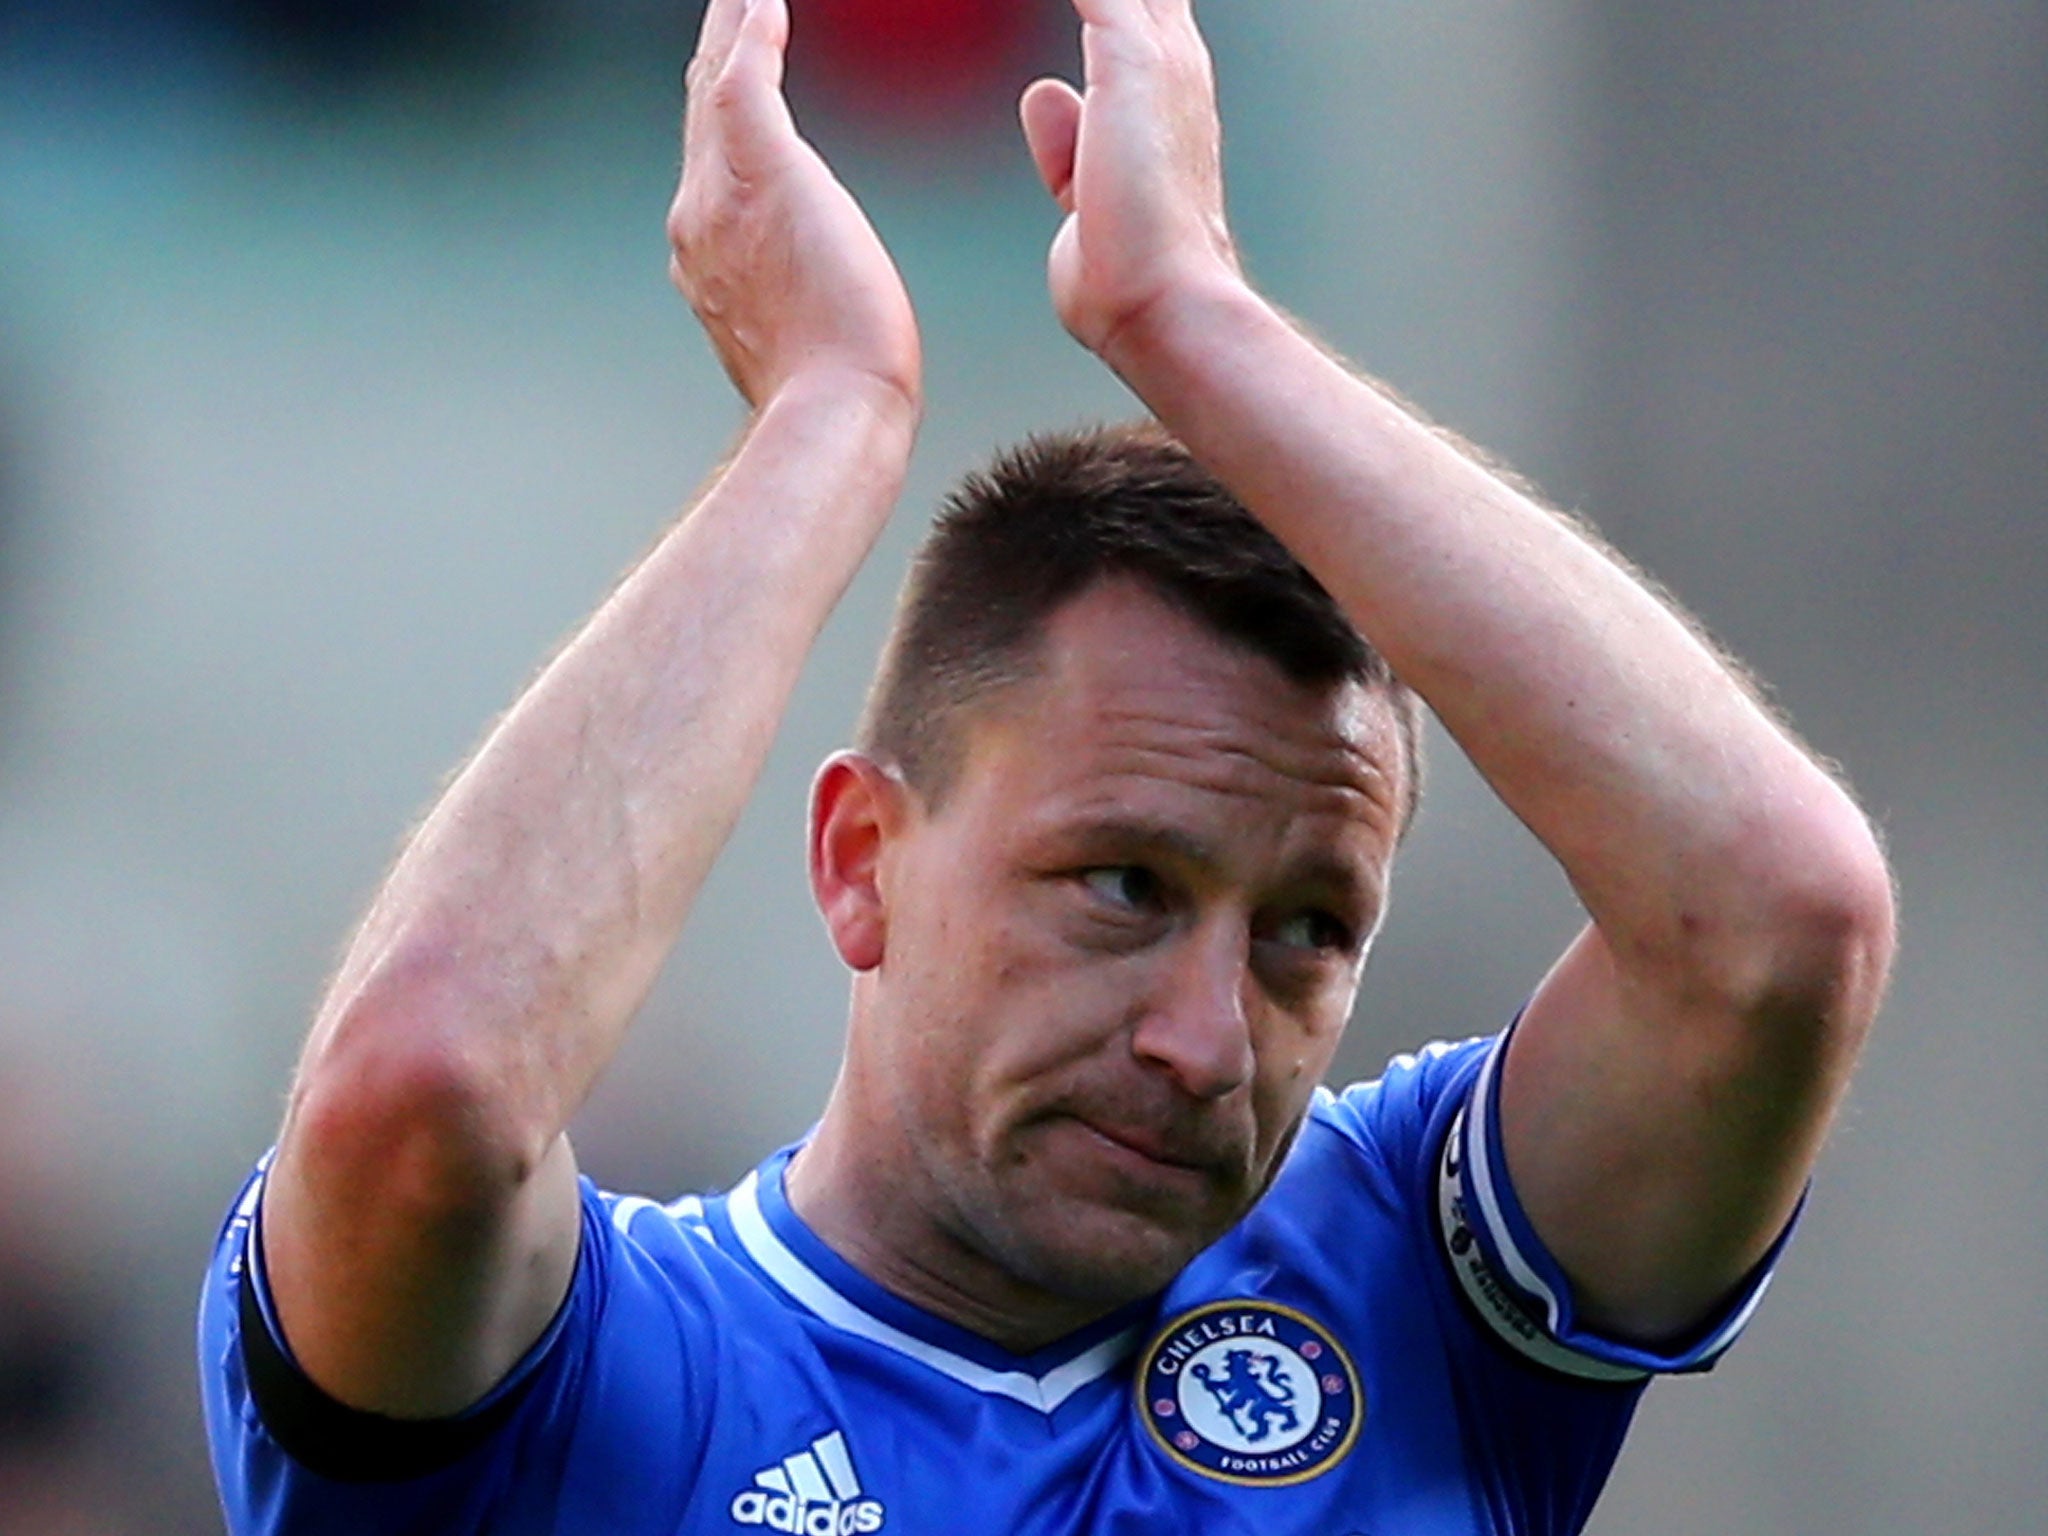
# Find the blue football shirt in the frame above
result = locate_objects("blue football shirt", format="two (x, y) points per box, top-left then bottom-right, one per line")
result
(199, 1031), (1787, 1535)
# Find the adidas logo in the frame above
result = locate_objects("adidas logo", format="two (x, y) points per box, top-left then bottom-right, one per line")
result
(729, 1430), (886, 1535)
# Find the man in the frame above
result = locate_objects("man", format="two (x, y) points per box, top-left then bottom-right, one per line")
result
(198, 0), (1896, 1531)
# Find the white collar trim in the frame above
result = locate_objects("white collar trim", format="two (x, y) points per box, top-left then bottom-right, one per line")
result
(726, 1171), (1141, 1414)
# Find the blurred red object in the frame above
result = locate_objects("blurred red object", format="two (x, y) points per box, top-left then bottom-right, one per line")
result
(794, 0), (1049, 125)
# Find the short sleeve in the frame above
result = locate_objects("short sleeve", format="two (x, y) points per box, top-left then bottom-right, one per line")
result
(1432, 1030), (1797, 1381)
(1318, 1029), (1796, 1383)
(196, 1156), (715, 1535)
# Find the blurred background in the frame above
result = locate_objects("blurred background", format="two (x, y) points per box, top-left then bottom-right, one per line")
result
(1, 0), (2041, 1530)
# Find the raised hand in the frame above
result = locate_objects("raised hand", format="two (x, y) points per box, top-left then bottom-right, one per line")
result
(1019, 0), (1245, 360)
(670, 0), (921, 412)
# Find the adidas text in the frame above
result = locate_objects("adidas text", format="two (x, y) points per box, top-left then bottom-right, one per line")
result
(730, 1431), (884, 1535)
(728, 1491), (884, 1535)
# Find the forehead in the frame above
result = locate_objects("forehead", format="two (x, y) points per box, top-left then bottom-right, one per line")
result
(950, 581), (1406, 874)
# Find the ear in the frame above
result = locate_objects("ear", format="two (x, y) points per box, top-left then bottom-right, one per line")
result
(808, 750), (912, 973)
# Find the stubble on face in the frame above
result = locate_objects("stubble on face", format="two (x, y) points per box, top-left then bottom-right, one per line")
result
(910, 1070), (1270, 1307)
(804, 581), (1406, 1349)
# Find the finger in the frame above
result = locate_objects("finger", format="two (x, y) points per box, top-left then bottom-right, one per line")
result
(726, 0), (791, 95)
(683, 0), (798, 179)
(1069, 0), (1150, 28)
(711, 0), (798, 163)
(1160, 0), (1214, 63)
(685, 0), (751, 111)
(685, 0), (790, 152)
(1073, 0), (1210, 75)
(1019, 78), (1083, 214)
(683, 0), (741, 157)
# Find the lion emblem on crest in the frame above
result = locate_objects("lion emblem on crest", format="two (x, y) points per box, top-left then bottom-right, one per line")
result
(1189, 1347), (1301, 1443)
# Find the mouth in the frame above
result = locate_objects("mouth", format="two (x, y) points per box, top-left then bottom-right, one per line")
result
(1070, 1116), (1224, 1183)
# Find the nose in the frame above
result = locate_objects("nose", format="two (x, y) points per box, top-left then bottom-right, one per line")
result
(1130, 920), (1256, 1101)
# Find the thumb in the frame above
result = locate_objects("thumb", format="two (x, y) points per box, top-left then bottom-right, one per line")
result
(1019, 77), (1083, 213)
(1044, 211), (1089, 341)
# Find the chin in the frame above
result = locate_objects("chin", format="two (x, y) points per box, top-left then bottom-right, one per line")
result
(981, 1195), (1217, 1307)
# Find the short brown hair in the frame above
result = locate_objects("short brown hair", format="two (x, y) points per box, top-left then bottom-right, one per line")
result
(857, 422), (1423, 827)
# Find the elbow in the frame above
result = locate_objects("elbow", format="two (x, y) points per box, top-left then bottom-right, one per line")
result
(1633, 776), (1896, 1069)
(1701, 784), (1898, 1055)
(283, 945), (554, 1222)
(1753, 834), (1894, 1043)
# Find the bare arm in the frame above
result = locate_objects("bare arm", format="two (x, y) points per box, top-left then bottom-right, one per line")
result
(261, 0), (919, 1417)
(1023, 0), (1894, 1341)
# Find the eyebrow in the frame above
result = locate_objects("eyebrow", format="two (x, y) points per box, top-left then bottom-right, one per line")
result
(1065, 817), (1384, 917)
(1074, 817), (1221, 872)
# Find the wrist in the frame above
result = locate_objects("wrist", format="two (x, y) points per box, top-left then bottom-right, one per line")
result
(1096, 276), (1343, 471)
(1095, 266), (1273, 394)
(756, 364), (923, 459)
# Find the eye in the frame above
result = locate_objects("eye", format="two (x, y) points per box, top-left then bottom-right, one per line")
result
(1266, 909), (1355, 954)
(1079, 865), (1163, 912)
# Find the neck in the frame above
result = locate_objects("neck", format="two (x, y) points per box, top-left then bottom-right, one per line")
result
(785, 1091), (1116, 1356)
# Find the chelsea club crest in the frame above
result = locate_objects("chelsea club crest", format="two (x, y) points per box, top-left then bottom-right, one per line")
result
(1137, 1299), (1363, 1486)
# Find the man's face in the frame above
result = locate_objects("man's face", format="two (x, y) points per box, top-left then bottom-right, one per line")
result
(863, 579), (1407, 1308)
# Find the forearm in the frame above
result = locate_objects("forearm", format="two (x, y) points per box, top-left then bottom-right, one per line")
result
(1108, 280), (1889, 1002)
(1024, 0), (1891, 1340)
(251, 0), (932, 1417)
(295, 373), (916, 1180)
